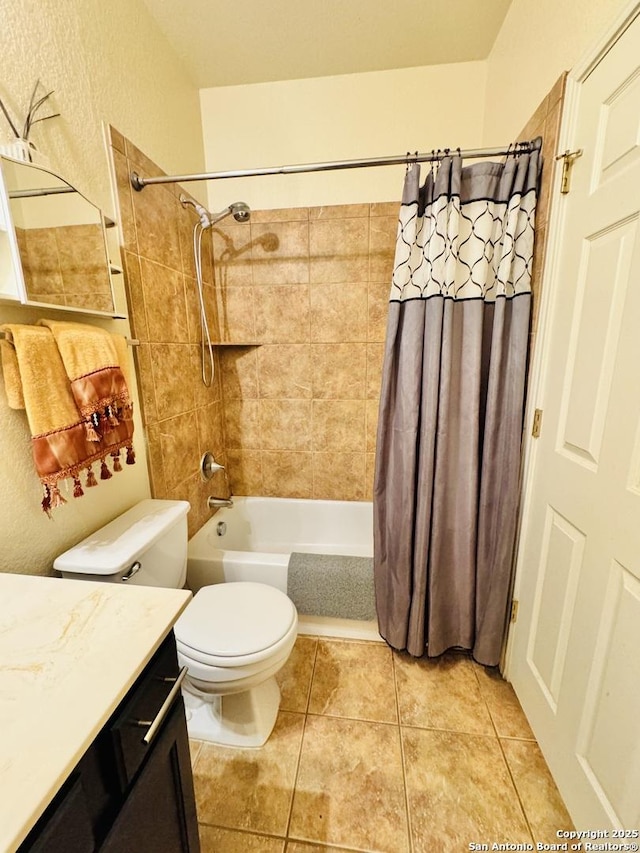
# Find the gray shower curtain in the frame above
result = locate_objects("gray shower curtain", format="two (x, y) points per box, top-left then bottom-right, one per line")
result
(373, 148), (539, 667)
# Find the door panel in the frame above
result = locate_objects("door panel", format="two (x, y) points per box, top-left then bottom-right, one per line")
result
(509, 9), (640, 829)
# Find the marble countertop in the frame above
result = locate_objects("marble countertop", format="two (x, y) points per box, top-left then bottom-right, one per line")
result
(0, 573), (191, 853)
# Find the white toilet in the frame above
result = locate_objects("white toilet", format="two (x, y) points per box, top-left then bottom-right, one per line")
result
(54, 499), (298, 748)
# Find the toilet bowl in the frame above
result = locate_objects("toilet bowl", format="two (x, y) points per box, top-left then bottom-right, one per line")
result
(54, 499), (298, 748)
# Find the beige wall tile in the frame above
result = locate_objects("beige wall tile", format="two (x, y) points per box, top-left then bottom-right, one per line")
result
(262, 451), (313, 498)
(251, 207), (309, 223)
(257, 345), (312, 399)
(365, 398), (379, 453)
(311, 343), (366, 399)
(158, 410), (199, 491)
(219, 347), (260, 399)
(224, 399), (262, 450)
(214, 285), (256, 342)
(131, 184), (182, 270)
(366, 342), (385, 400)
(365, 452), (376, 501)
(212, 223), (254, 287)
(310, 282), (367, 343)
(125, 138), (166, 179)
(196, 402), (225, 459)
(140, 259), (189, 343)
(122, 251), (148, 342)
(312, 400), (365, 451)
(177, 203), (199, 280)
(151, 343), (196, 420)
(132, 343), (157, 424)
(254, 285), (311, 343)
(169, 471), (207, 538)
(309, 204), (369, 219)
(368, 280), (390, 342)
(145, 421), (166, 497)
(183, 275), (202, 344)
(108, 126), (125, 154)
(369, 215), (397, 282)
(313, 452), (366, 501)
(251, 221), (309, 285)
(226, 449), (263, 495)
(309, 218), (369, 283)
(260, 400), (312, 451)
(371, 201), (400, 218)
(111, 149), (137, 252)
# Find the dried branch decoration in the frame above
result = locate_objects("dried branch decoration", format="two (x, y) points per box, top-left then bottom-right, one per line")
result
(0, 80), (60, 141)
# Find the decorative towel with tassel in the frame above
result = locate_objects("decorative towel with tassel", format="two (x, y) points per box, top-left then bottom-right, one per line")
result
(0, 321), (135, 516)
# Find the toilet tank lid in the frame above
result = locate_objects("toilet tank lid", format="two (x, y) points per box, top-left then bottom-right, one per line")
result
(53, 499), (190, 575)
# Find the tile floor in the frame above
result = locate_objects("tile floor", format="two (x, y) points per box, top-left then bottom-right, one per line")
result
(189, 635), (573, 853)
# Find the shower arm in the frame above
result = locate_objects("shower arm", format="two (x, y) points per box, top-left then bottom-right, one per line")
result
(130, 139), (541, 191)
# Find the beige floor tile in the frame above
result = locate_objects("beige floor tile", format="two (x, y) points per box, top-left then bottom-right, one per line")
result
(394, 651), (494, 734)
(277, 636), (318, 712)
(189, 738), (203, 765)
(403, 728), (532, 852)
(502, 739), (574, 843)
(474, 665), (535, 739)
(199, 825), (285, 852)
(285, 843), (350, 852)
(289, 715), (409, 852)
(193, 711), (305, 835)
(307, 639), (397, 723)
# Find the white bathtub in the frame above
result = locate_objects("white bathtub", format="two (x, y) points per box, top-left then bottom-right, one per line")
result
(187, 496), (379, 640)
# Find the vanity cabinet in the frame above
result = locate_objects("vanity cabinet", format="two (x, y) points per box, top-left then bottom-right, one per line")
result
(18, 632), (200, 853)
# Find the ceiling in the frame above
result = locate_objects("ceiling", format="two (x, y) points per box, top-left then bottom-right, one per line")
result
(141, 0), (513, 88)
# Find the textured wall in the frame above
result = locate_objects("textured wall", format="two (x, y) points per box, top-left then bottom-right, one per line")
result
(483, 0), (630, 144)
(199, 62), (487, 210)
(0, 0), (203, 575)
(0, 0), (204, 215)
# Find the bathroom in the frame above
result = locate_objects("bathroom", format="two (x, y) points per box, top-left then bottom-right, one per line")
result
(1, 0), (639, 851)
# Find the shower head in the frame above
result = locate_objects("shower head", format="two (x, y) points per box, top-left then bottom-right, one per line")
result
(211, 201), (251, 225)
(180, 195), (251, 228)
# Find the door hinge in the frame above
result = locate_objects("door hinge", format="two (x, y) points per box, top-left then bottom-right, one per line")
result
(510, 600), (519, 623)
(532, 408), (543, 438)
(555, 149), (583, 194)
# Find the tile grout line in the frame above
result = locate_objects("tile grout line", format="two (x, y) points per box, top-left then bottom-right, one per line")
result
(283, 636), (320, 842)
(470, 662), (536, 846)
(391, 650), (415, 853)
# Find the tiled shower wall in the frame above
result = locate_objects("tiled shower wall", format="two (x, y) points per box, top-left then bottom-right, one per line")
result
(109, 128), (227, 537)
(212, 203), (398, 501)
(109, 75), (564, 531)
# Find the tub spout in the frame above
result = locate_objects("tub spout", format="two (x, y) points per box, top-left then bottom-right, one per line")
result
(207, 496), (234, 509)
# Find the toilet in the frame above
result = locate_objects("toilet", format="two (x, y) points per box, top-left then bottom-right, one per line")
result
(54, 499), (298, 748)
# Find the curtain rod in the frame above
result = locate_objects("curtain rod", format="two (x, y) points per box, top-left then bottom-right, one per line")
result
(130, 139), (541, 191)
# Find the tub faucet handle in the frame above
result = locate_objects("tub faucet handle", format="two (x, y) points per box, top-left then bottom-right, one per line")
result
(201, 451), (224, 481)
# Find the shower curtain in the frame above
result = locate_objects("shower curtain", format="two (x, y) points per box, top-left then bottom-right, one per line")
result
(373, 147), (539, 667)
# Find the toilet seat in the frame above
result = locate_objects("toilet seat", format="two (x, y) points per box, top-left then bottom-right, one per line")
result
(175, 581), (297, 668)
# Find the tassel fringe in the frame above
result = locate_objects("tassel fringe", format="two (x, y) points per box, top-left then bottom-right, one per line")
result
(86, 466), (98, 487)
(100, 458), (112, 480)
(73, 477), (84, 498)
(42, 485), (52, 518)
(126, 444), (136, 465)
(50, 484), (67, 508)
(111, 450), (122, 472)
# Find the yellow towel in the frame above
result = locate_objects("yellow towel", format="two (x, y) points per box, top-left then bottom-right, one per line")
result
(0, 322), (135, 515)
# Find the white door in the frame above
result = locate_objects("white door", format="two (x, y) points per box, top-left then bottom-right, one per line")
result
(507, 8), (640, 830)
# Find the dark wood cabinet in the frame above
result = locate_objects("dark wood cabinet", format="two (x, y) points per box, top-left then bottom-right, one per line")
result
(19, 633), (200, 853)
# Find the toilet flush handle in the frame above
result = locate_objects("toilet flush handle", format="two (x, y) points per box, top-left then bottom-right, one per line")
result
(121, 560), (141, 582)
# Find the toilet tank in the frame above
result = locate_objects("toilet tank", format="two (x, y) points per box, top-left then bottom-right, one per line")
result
(54, 499), (190, 588)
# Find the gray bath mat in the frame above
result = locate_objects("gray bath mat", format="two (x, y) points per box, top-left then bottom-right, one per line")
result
(287, 552), (376, 621)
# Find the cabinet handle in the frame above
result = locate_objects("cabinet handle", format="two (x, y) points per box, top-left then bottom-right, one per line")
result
(133, 667), (188, 745)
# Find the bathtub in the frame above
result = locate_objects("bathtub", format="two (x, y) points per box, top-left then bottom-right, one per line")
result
(187, 496), (379, 640)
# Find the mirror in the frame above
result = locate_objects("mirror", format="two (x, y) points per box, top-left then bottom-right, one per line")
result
(0, 156), (116, 314)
